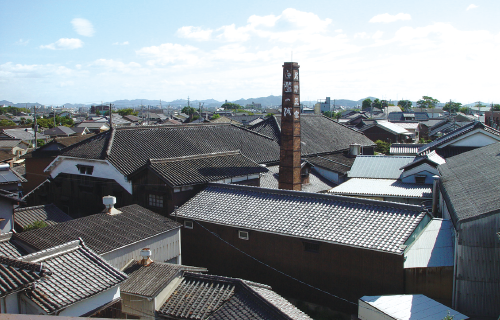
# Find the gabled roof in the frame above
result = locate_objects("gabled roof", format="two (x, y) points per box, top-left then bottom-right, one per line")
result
(259, 164), (335, 193)
(123, 115), (141, 122)
(13, 204), (181, 254)
(348, 155), (415, 179)
(14, 204), (73, 229)
(0, 189), (22, 203)
(249, 114), (375, 155)
(404, 219), (454, 268)
(419, 121), (500, 155)
(43, 126), (75, 136)
(177, 184), (425, 254)
(121, 260), (206, 298)
(61, 124), (280, 175)
(0, 165), (27, 184)
(399, 151), (445, 171)
(305, 153), (355, 174)
(370, 121), (411, 135)
(438, 142), (500, 223)
(158, 272), (312, 320)
(0, 255), (49, 298)
(133, 151), (268, 187)
(0, 232), (27, 258)
(329, 178), (432, 199)
(21, 239), (127, 314)
(2, 128), (46, 141)
(0, 139), (24, 149)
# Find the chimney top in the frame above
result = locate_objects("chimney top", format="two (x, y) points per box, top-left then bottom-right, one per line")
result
(103, 196), (121, 215)
(139, 248), (153, 266)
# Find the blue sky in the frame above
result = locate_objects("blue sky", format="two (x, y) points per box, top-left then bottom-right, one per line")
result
(1, 0), (499, 105)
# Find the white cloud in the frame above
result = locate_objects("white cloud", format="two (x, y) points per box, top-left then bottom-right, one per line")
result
(90, 59), (141, 74)
(71, 18), (95, 37)
(40, 38), (83, 50)
(113, 41), (130, 45)
(15, 39), (29, 46)
(369, 13), (411, 23)
(136, 43), (200, 66)
(176, 26), (213, 41)
(372, 31), (384, 40)
(466, 4), (478, 10)
(216, 24), (251, 42)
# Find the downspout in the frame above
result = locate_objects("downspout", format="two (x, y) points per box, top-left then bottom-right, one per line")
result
(452, 228), (459, 309)
(432, 175), (440, 217)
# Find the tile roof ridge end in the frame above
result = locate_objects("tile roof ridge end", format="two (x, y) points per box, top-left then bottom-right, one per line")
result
(21, 239), (82, 262)
(104, 127), (115, 157)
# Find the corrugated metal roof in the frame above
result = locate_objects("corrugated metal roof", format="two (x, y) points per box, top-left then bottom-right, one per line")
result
(359, 294), (468, 320)
(376, 121), (411, 135)
(404, 219), (454, 268)
(329, 178), (432, 199)
(348, 155), (415, 179)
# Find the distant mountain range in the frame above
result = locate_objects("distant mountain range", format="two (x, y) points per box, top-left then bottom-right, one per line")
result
(1, 98), (491, 110)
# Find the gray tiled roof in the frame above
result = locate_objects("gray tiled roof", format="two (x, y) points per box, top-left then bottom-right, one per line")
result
(0, 166), (27, 184)
(3, 128), (47, 141)
(177, 184), (425, 254)
(0, 233), (26, 258)
(348, 155), (415, 179)
(306, 153), (355, 174)
(136, 151), (268, 187)
(418, 121), (500, 155)
(121, 260), (206, 298)
(260, 165), (335, 193)
(21, 240), (127, 314)
(0, 139), (24, 148)
(249, 115), (375, 155)
(14, 204), (73, 229)
(329, 178), (432, 199)
(13, 204), (181, 254)
(62, 124), (280, 176)
(0, 255), (49, 298)
(438, 142), (500, 223)
(159, 272), (312, 320)
(43, 126), (75, 136)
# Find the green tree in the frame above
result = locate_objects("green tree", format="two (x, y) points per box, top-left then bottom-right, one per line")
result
(23, 220), (48, 232)
(0, 119), (16, 126)
(362, 98), (372, 110)
(374, 140), (391, 155)
(491, 104), (500, 111)
(417, 96), (440, 110)
(117, 108), (138, 116)
(211, 113), (221, 120)
(398, 100), (413, 111)
(221, 102), (243, 110)
(443, 101), (462, 113)
(182, 106), (197, 115)
(36, 118), (54, 129)
(381, 100), (388, 109)
(371, 98), (382, 109)
(459, 106), (469, 114)
(36, 139), (46, 147)
(475, 103), (486, 113)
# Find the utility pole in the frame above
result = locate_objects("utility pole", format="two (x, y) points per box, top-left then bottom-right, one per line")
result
(33, 106), (37, 150)
(109, 103), (113, 129)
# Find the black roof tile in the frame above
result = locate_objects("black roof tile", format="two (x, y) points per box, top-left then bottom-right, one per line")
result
(13, 204), (181, 254)
(249, 115), (375, 156)
(0, 255), (48, 297)
(14, 204), (73, 229)
(438, 142), (500, 223)
(61, 124), (280, 175)
(21, 240), (127, 314)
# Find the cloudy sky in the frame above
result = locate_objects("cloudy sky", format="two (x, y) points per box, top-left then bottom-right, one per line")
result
(1, 0), (499, 105)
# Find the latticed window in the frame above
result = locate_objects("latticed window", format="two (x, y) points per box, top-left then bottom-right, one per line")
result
(148, 194), (163, 207)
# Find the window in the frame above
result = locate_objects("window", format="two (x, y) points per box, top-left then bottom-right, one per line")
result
(302, 241), (320, 253)
(148, 194), (163, 207)
(415, 175), (426, 184)
(184, 220), (193, 229)
(238, 230), (249, 240)
(76, 164), (93, 175)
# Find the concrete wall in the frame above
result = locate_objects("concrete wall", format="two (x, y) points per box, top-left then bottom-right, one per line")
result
(58, 286), (120, 317)
(0, 199), (13, 233)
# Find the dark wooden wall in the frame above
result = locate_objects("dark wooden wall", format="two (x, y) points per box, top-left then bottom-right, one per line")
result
(180, 219), (405, 313)
(405, 266), (453, 307)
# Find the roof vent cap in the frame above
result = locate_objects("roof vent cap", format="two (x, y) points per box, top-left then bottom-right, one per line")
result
(140, 248), (153, 266)
(103, 196), (121, 215)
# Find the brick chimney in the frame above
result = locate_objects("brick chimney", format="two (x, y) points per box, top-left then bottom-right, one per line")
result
(279, 62), (301, 191)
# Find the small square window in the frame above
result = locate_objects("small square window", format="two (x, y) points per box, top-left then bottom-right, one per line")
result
(415, 176), (426, 184)
(302, 241), (320, 253)
(77, 165), (93, 175)
(184, 220), (193, 229)
(238, 230), (249, 240)
(148, 194), (164, 207)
